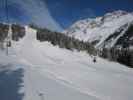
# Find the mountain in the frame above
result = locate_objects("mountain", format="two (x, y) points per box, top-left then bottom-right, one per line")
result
(0, 23), (95, 55)
(0, 0), (62, 31)
(0, 25), (133, 100)
(64, 10), (133, 49)
(1, 23), (133, 67)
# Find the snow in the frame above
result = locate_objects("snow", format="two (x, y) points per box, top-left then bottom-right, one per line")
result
(109, 23), (130, 48)
(0, 26), (133, 100)
(64, 11), (133, 48)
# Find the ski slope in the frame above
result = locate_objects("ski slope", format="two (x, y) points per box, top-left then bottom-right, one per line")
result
(0, 26), (133, 100)
(0, 54), (96, 100)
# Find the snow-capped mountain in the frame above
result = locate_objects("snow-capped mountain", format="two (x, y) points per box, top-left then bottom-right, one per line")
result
(64, 10), (133, 48)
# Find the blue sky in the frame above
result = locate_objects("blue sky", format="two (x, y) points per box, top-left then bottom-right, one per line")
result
(0, 0), (133, 30)
(0, 0), (62, 31)
(46, 0), (133, 28)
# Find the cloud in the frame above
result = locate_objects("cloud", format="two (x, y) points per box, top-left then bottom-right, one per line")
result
(1, 0), (62, 31)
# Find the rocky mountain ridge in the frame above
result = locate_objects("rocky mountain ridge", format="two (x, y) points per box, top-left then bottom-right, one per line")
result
(64, 10), (133, 49)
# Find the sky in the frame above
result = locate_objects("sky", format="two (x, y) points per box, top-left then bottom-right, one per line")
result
(0, 0), (62, 31)
(46, 0), (133, 29)
(0, 0), (133, 30)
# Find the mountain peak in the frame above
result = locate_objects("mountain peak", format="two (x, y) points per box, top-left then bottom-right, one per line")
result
(105, 10), (128, 16)
(64, 10), (133, 48)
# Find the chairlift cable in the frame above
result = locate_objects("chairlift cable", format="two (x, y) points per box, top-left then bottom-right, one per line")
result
(5, 0), (12, 55)
(5, 0), (12, 40)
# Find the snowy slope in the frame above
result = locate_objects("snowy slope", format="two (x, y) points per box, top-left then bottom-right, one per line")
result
(0, 52), (97, 100)
(64, 10), (133, 48)
(0, 26), (131, 100)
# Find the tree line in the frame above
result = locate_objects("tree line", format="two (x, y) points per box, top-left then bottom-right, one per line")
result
(98, 47), (133, 68)
(30, 24), (96, 55)
(98, 24), (133, 68)
(1, 23), (132, 68)
(0, 23), (25, 41)
(0, 23), (25, 49)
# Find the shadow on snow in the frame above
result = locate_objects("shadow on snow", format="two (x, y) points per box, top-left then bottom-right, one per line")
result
(0, 64), (24, 100)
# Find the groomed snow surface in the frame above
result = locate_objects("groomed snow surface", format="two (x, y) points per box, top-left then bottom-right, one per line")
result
(0, 27), (133, 100)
